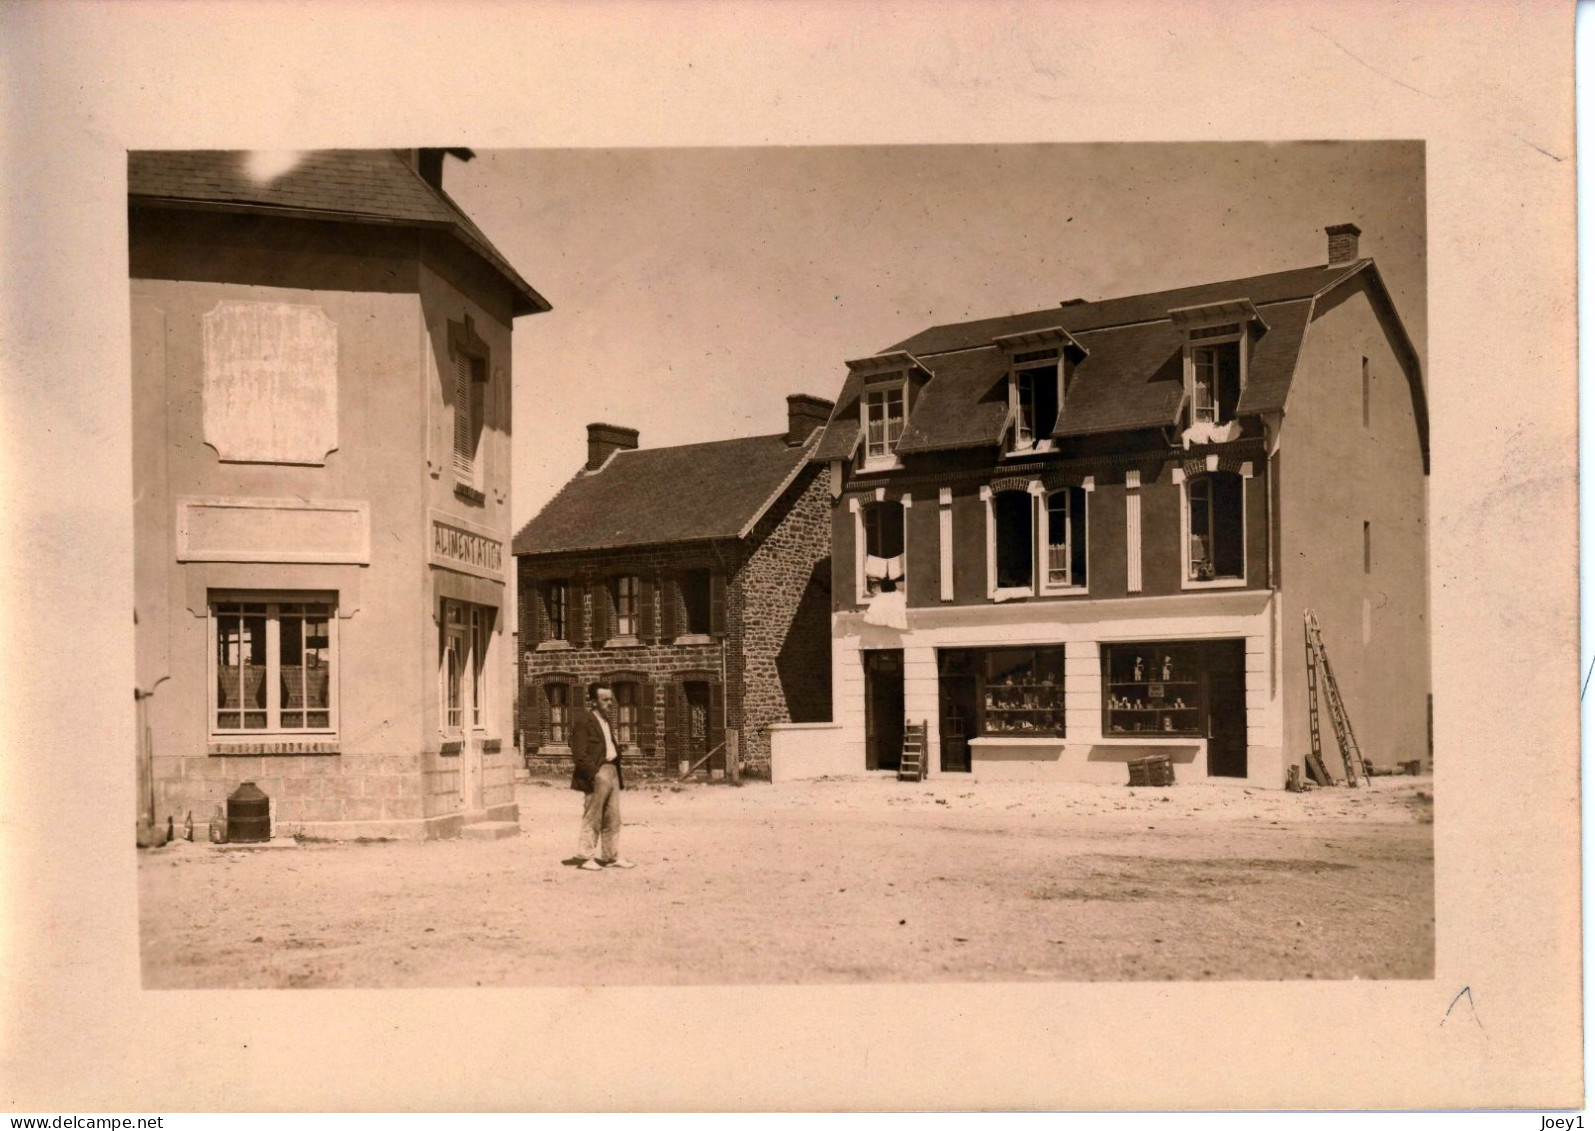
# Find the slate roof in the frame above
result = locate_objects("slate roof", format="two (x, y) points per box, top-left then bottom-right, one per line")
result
(128, 149), (550, 316)
(513, 432), (821, 556)
(810, 259), (1400, 457)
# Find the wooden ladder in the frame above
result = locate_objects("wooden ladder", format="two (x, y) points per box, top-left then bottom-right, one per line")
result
(1303, 610), (1369, 787)
(898, 721), (928, 782)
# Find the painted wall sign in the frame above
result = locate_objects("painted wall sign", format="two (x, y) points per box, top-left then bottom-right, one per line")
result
(202, 300), (339, 465)
(428, 510), (504, 581)
(176, 497), (370, 563)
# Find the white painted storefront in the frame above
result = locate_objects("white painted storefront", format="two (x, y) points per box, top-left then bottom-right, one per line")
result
(771, 588), (1285, 787)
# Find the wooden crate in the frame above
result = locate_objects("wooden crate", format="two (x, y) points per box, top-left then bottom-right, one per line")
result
(1127, 753), (1175, 787)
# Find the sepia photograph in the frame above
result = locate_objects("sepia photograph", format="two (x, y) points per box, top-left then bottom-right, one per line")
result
(1, 0), (1577, 1114)
(130, 142), (1433, 988)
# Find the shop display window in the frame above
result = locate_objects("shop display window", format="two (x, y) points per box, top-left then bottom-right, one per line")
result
(1100, 641), (1208, 736)
(978, 646), (1065, 736)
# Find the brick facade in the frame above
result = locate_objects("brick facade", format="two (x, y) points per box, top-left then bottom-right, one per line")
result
(517, 463), (831, 780)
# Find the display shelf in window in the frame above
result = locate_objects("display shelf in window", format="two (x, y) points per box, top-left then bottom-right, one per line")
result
(977, 647), (1066, 737)
(1100, 642), (1209, 737)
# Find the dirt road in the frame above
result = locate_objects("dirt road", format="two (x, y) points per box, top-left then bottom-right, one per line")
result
(139, 775), (1433, 987)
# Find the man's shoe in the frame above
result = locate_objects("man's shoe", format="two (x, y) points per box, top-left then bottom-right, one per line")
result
(603, 858), (637, 869)
(561, 856), (588, 867)
(579, 859), (605, 871)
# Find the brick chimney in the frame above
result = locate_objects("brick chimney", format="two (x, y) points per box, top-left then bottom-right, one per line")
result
(786, 394), (835, 446)
(407, 147), (476, 190)
(1326, 222), (1362, 266)
(587, 423), (639, 470)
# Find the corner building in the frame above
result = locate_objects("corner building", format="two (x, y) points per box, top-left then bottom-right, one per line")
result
(131, 149), (548, 839)
(776, 224), (1430, 787)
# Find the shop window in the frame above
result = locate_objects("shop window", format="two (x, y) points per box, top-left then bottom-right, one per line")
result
(862, 500), (906, 596)
(1101, 642), (1207, 737)
(978, 647), (1064, 736)
(1185, 472), (1245, 583)
(993, 489), (1034, 592)
(211, 597), (336, 735)
(1008, 349), (1060, 453)
(1042, 487), (1088, 591)
(680, 569), (712, 635)
(861, 381), (905, 468)
(545, 580), (568, 641)
(453, 353), (487, 490)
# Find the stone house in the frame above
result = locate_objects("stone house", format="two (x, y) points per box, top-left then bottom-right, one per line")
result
(131, 148), (547, 840)
(773, 223), (1430, 787)
(514, 395), (835, 779)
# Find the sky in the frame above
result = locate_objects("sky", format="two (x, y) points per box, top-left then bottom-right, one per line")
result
(443, 142), (1426, 531)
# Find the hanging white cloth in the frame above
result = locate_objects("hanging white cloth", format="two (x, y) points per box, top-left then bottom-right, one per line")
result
(863, 588), (909, 629)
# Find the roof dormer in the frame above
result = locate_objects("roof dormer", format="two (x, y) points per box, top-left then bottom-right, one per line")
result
(993, 327), (1088, 456)
(845, 351), (929, 473)
(1168, 299), (1268, 446)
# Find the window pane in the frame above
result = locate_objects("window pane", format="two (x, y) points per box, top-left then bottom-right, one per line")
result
(1188, 479), (1213, 580)
(1212, 473), (1245, 577)
(1047, 493), (1070, 584)
(994, 491), (1033, 589)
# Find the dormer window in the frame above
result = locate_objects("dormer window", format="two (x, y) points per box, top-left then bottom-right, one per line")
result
(1010, 349), (1061, 452)
(1189, 324), (1242, 426)
(862, 381), (905, 468)
(994, 327), (1085, 457)
(1170, 300), (1263, 445)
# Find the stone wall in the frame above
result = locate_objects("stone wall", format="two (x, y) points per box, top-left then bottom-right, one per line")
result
(733, 468), (834, 774)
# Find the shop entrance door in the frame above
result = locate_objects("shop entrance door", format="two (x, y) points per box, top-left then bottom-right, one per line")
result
(442, 600), (484, 812)
(864, 650), (904, 771)
(938, 674), (976, 772)
(1205, 639), (1248, 778)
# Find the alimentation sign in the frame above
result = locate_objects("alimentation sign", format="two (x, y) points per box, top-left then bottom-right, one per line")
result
(428, 510), (504, 581)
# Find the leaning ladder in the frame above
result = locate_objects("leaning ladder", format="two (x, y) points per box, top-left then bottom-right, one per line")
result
(1303, 610), (1369, 787)
(898, 721), (928, 782)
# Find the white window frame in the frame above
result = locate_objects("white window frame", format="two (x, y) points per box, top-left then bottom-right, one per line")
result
(851, 490), (909, 603)
(983, 482), (1042, 600)
(208, 593), (339, 737)
(1175, 461), (1252, 590)
(1038, 478), (1093, 596)
(1183, 323), (1247, 428)
(1005, 350), (1062, 456)
(859, 376), (907, 471)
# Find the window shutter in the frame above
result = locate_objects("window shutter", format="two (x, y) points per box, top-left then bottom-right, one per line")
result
(665, 682), (684, 763)
(709, 572), (727, 637)
(638, 681), (656, 751)
(660, 573), (679, 640)
(638, 576), (656, 643)
(709, 681), (727, 762)
(453, 353), (473, 479)
(590, 579), (610, 643)
(522, 576), (542, 651)
(538, 682), (551, 745)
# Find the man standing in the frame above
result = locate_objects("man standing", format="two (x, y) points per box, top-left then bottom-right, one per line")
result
(568, 681), (636, 871)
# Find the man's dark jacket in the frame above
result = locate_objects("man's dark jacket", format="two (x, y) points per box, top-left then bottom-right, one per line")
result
(569, 707), (625, 793)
